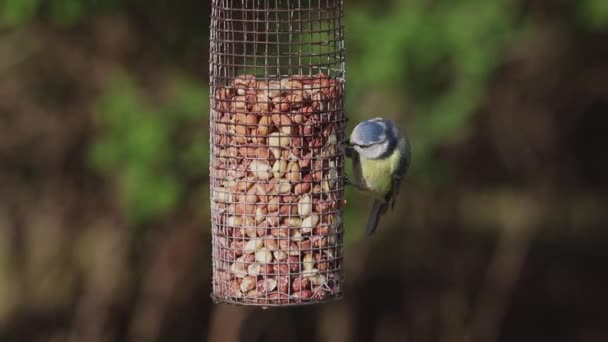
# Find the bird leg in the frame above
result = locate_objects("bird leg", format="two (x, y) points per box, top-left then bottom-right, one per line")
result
(344, 176), (366, 191)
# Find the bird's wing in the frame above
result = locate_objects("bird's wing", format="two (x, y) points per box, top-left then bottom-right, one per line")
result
(388, 138), (411, 209)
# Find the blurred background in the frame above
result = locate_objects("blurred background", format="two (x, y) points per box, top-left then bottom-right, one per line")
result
(1, 0), (608, 341)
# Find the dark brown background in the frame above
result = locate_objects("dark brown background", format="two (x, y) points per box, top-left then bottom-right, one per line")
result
(1, 0), (607, 341)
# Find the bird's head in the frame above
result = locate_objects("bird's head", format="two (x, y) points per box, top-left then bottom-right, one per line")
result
(350, 117), (399, 160)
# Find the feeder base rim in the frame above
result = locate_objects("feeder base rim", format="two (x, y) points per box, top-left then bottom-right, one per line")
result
(210, 293), (343, 308)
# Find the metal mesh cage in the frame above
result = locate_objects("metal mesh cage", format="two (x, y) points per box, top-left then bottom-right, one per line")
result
(209, 0), (345, 306)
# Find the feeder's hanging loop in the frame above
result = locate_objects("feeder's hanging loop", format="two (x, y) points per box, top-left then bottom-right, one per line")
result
(209, 0), (346, 306)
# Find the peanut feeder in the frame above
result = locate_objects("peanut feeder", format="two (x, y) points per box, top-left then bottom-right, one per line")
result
(209, 0), (346, 306)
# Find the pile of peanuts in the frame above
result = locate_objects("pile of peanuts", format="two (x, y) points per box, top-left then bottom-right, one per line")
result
(210, 73), (344, 305)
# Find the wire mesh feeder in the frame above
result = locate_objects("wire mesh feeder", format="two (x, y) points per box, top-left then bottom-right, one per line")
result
(209, 0), (345, 306)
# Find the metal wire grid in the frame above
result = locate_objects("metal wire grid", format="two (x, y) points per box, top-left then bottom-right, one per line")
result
(209, 0), (345, 306)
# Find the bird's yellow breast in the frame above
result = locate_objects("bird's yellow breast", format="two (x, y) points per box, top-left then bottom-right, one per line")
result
(359, 149), (402, 198)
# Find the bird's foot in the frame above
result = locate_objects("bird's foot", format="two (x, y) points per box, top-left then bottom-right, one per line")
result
(344, 177), (366, 191)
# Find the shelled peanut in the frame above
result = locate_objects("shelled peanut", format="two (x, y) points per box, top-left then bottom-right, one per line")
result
(211, 73), (344, 304)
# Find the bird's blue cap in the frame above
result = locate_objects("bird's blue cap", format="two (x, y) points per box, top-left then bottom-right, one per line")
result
(351, 118), (388, 146)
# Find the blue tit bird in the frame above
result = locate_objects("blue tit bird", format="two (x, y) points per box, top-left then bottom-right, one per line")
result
(346, 117), (411, 236)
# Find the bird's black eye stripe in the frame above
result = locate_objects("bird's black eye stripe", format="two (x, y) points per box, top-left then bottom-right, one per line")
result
(352, 143), (372, 148)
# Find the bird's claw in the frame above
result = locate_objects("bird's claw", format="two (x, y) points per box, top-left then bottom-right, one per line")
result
(344, 177), (366, 191)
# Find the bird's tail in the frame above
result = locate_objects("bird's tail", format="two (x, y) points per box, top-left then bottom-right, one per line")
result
(366, 200), (388, 236)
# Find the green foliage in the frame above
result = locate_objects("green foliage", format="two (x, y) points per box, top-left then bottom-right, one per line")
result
(50, 0), (86, 26)
(345, 0), (520, 172)
(579, 0), (608, 30)
(0, 0), (38, 27)
(88, 73), (208, 224)
(0, 0), (122, 28)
